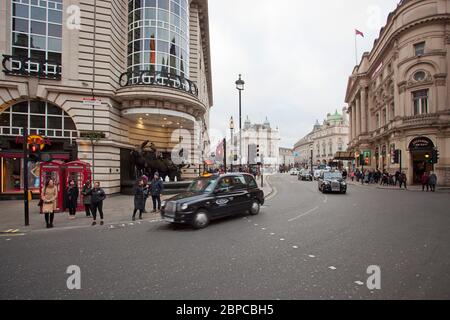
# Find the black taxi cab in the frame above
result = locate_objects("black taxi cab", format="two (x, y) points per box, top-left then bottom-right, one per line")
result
(161, 173), (265, 229)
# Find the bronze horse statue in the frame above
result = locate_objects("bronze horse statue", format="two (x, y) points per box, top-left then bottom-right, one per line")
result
(130, 141), (190, 182)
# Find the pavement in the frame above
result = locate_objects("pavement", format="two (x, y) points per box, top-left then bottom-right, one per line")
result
(1, 173), (449, 299)
(346, 180), (450, 192)
(0, 176), (274, 233)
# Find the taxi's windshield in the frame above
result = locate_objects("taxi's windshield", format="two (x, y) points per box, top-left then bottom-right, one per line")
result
(188, 177), (217, 193)
(323, 172), (343, 180)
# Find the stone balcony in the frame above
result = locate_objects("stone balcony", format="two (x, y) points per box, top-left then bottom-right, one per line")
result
(116, 70), (207, 121)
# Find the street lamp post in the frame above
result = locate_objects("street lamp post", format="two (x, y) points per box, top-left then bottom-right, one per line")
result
(235, 74), (245, 169)
(230, 117), (234, 173)
(310, 144), (314, 180)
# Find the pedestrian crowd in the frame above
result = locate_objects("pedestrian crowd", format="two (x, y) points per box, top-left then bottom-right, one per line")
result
(349, 168), (437, 191)
(37, 172), (166, 229)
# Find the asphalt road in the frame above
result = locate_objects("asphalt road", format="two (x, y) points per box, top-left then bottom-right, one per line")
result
(1, 174), (449, 300)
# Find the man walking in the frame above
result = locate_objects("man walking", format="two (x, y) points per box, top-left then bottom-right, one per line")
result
(150, 172), (164, 213)
(399, 172), (407, 189)
(428, 171), (438, 192)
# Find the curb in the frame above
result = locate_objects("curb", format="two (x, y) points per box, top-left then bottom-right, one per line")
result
(263, 175), (276, 200)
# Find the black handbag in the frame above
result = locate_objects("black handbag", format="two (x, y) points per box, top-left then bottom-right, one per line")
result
(38, 199), (43, 207)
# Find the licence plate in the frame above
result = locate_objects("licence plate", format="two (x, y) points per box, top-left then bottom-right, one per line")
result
(332, 187), (340, 192)
(164, 217), (174, 223)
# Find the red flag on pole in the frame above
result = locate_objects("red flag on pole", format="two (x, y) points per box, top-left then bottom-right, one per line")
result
(355, 29), (364, 37)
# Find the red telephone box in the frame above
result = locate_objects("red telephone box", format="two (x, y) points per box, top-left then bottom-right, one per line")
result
(63, 161), (92, 212)
(40, 161), (64, 212)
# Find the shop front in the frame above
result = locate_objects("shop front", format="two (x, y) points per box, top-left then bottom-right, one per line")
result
(408, 136), (436, 184)
(0, 100), (78, 198)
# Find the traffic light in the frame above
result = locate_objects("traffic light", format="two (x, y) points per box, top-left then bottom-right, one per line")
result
(234, 155), (238, 162)
(359, 155), (365, 166)
(256, 145), (260, 158)
(430, 149), (439, 164)
(393, 150), (400, 164)
(29, 143), (41, 161)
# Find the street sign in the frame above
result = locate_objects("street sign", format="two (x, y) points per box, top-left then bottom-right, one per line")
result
(82, 98), (102, 106)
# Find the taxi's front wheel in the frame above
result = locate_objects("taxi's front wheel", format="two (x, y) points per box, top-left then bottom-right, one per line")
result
(192, 210), (210, 229)
(249, 200), (261, 216)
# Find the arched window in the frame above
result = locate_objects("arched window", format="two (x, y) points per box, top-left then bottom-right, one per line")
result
(0, 100), (77, 140)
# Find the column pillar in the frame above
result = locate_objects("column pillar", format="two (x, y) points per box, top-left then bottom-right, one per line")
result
(351, 103), (356, 140)
(367, 92), (373, 133)
(348, 107), (353, 141)
(361, 87), (367, 134)
(355, 94), (361, 138)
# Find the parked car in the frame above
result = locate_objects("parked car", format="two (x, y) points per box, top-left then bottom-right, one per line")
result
(161, 173), (265, 229)
(289, 168), (300, 176)
(318, 171), (347, 194)
(298, 169), (313, 181)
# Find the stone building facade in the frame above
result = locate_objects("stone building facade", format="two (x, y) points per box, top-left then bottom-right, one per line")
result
(227, 117), (280, 170)
(294, 109), (350, 167)
(0, 0), (213, 196)
(278, 147), (295, 167)
(345, 0), (450, 186)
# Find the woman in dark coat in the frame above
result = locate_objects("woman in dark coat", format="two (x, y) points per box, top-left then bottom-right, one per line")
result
(132, 179), (146, 221)
(81, 181), (92, 217)
(66, 179), (79, 219)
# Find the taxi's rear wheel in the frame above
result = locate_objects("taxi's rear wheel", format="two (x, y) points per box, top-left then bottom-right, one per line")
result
(249, 200), (261, 216)
(192, 210), (210, 229)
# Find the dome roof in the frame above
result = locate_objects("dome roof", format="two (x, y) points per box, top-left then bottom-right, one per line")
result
(327, 110), (343, 121)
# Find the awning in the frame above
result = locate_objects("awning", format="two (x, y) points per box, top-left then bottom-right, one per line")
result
(334, 152), (355, 161)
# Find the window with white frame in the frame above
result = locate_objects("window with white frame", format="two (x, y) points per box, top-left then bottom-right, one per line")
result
(0, 100), (76, 139)
(413, 90), (429, 115)
(11, 0), (62, 73)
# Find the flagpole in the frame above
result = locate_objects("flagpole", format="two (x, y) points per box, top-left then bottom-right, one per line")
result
(355, 33), (358, 65)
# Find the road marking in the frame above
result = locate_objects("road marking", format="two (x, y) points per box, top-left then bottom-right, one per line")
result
(280, 238), (285, 241)
(323, 195), (328, 204)
(261, 228), (266, 230)
(288, 207), (319, 222)
(0, 233), (25, 237)
(329, 266), (337, 270)
(308, 255), (316, 258)
(254, 224), (259, 226)
(270, 233), (275, 236)
(355, 281), (364, 286)
(292, 246), (298, 249)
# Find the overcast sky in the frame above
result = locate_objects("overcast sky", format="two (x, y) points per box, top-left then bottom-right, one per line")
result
(207, 0), (400, 148)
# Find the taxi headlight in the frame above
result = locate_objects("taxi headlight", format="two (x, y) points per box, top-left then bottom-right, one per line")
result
(181, 203), (189, 211)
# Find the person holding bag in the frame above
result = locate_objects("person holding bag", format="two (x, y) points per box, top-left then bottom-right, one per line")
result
(41, 179), (58, 229)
